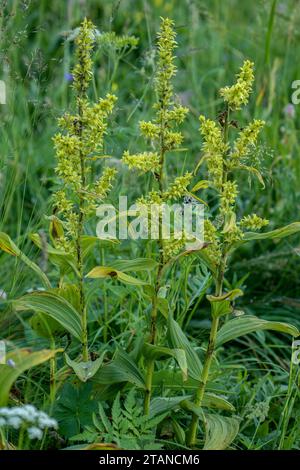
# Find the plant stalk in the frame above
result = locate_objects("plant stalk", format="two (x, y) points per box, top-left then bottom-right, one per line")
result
(77, 96), (89, 362)
(186, 276), (222, 447)
(187, 105), (230, 446)
(143, 92), (167, 414)
(49, 337), (56, 403)
(143, 264), (163, 415)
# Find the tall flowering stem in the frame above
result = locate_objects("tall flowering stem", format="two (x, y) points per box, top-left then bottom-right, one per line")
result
(53, 19), (117, 361)
(187, 60), (267, 446)
(122, 18), (191, 414)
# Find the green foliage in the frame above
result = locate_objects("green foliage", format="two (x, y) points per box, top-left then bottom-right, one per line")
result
(54, 382), (97, 438)
(72, 390), (165, 450)
(0, 348), (59, 406)
(203, 414), (240, 450)
(13, 291), (82, 341)
(216, 315), (299, 346)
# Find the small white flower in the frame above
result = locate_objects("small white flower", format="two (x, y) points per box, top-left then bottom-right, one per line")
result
(0, 407), (10, 417)
(38, 416), (58, 429)
(7, 416), (22, 429)
(23, 405), (38, 421)
(27, 426), (43, 440)
(0, 405), (57, 434)
(15, 408), (31, 421)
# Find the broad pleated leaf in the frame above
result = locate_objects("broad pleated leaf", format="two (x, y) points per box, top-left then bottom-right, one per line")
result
(93, 350), (145, 389)
(0, 348), (59, 406)
(86, 266), (148, 286)
(143, 343), (187, 381)
(110, 258), (158, 272)
(81, 235), (119, 258)
(13, 291), (82, 341)
(243, 222), (300, 241)
(202, 393), (235, 411)
(30, 312), (65, 339)
(203, 414), (240, 450)
(150, 396), (189, 417)
(216, 315), (299, 347)
(168, 315), (202, 380)
(0, 232), (51, 288)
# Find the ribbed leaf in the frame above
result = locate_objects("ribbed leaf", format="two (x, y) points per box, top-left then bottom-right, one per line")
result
(93, 350), (145, 389)
(110, 258), (158, 272)
(86, 266), (148, 286)
(191, 180), (209, 192)
(30, 233), (79, 276)
(13, 291), (82, 341)
(216, 315), (299, 347)
(203, 414), (240, 450)
(0, 232), (51, 288)
(30, 312), (65, 339)
(143, 343), (187, 381)
(168, 315), (202, 380)
(150, 391), (234, 418)
(202, 393), (235, 411)
(0, 348), (59, 406)
(243, 222), (300, 241)
(81, 235), (119, 257)
(150, 396), (189, 417)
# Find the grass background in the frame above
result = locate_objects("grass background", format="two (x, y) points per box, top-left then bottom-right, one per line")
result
(1, 0), (300, 449)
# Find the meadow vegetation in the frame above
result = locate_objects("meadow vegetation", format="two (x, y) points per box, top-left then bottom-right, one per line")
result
(0, 0), (300, 451)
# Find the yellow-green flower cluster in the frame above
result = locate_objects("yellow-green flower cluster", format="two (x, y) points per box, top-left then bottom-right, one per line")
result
(220, 60), (254, 110)
(136, 191), (163, 207)
(204, 220), (221, 264)
(220, 181), (238, 214)
(54, 94), (116, 193)
(135, 191), (163, 234)
(72, 18), (95, 95)
(223, 219), (243, 245)
(199, 115), (228, 189)
(123, 19), (188, 181)
(140, 105), (188, 147)
(230, 119), (265, 166)
(240, 214), (269, 231)
(164, 172), (193, 200)
(53, 19), (117, 253)
(139, 121), (160, 140)
(52, 189), (78, 250)
(165, 105), (189, 124)
(122, 151), (160, 173)
(155, 17), (177, 110)
(92, 167), (117, 202)
(54, 94), (116, 189)
(52, 189), (73, 215)
(153, 21), (188, 148)
(53, 134), (81, 186)
(194, 60), (268, 275)
(164, 130), (184, 150)
(81, 95), (117, 153)
(97, 31), (139, 51)
(163, 235), (186, 263)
